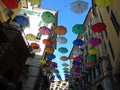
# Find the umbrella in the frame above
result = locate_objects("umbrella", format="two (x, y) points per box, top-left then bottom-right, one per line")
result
(60, 56), (69, 61)
(84, 66), (92, 71)
(43, 66), (50, 71)
(71, 0), (88, 14)
(26, 33), (36, 41)
(2, 0), (18, 9)
(43, 39), (53, 46)
(92, 23), (106, 33)
(86, 56), (95, 62)
(28, 0), (41, 5)
(73, 39), (84, 46)
(88, 48), (98, 55)
(39, 59), (47, 65)
(74, 67), (81, 72)
(56, 73), (62, 80)
(50, 62), (57, 66)
(73, 56), (83, 62)
(45, 47), (54, 54)
(58, 47), (68, 53)
(56, 36), (67, 44)
(85, 62), (94, 67)
(95, 0), (113, 7)
(15, 15), (29, 27)
(52, 69), (59, 73)
(38, 26), (51, 35)
(73, 49), (83, 55)
(54, 26), (67, 35)
(63, 68), (69, 71)
(30, 42), (40, 49)
(62, 63), (69, 67)
(41, 11), (55, 23)
(72, 24), (86, 34)
(47, 54), (56, 59)
(90, 38), (101, 46)
(73, 61), (81, 66)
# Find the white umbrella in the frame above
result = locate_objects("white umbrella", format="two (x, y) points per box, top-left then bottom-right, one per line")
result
(56, 36), (67, 44)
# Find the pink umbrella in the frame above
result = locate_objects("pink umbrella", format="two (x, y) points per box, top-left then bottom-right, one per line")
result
(90, 37), (101, 46)
(73, 56), (83, 62)
(38, 26), (51, 35)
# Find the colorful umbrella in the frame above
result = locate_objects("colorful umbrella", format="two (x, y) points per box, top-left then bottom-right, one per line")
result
(86, 56), (95, 62)
(84, 66), (92, 71)
(71, 0), (88, 14)
(26, 33), (36, 41)
(30, 42), (40, 49)
(39, 59), (47, 65)
(72, 24), (86, 34)
(73, 49), (83, 55)
(90, 38), (101, 46)
(73, 56), (83, 62)
(62, 63), (69, 67)
(2, 0), (18, 9)
(54, 26), (67, 35)
(38, 26), (51, 35)
(95, 0), (113, 7)
(92, 23), (106, 33)
(56, 36), (67, 44)
(43, 66), (50, 71)
(47, 54), (56, 59)
(74, 67), (81, 72)
(88, 48), (98, 55)
(28, 0), (41, 5)
(43, 39), (53, 46)
(73, 61), (81, 66)
(45, 47), (54, 54)
(63, 68), (69, 71)
(73, 39), (84, 46)
(85, 62), (94, 67)
(15, 15), (29, 27)
(58, 47), (68, 53)
(41, 11), (55, 23)
(60, 56), (69, 61)
(50, 62), (57, 66)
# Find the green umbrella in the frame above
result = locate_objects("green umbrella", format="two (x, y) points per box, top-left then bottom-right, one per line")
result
(86, 56), (95, 62)
(28, 0), (42, 5)
(41, 11), (55, 23)
(58, 47), (68, 53)
(72, 24), (86, 34)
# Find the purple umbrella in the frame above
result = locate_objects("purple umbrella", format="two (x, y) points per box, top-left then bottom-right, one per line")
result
(38, 26), (51, 35)
(90, 37), (101, 46)
(84, 66), (92, 71)
(73, 56), (83, 62)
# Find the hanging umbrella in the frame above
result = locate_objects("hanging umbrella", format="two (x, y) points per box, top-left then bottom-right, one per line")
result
(54, 26), (67, 35)
(72, 24), (86, 34)
(47, 54), (56, 59)
(51, 65), (58, 68)
(62, 63), (69, 67)
(43, 66), (50, 71)
(58, 47), (68, 53)
(30, 42), (40, 49)
(84, 66), (92, 71)
(73, 56), (83, 62)
(73, 61), (81, 66)
(74, 67), (81, 72)
(26, 33), (36, 41)
(56, 36), (67, 44)
(71, 0), (88, 14)
(39, 59), (47, 65)
(60, 56), (69, 61)
(41, 11), (55, 23)
(73, 39), (84, 46)
(55, 73), (62, 80)
(2, 0), (18, 9)
(92, 23), (106, 33)
(86, 56), (95, 62)
(52, 69), (59, 73)
(38, 26), (51, 35)
(45, 47), (54, 54)
(15, 15), (29, 27)
(85, 62), (94, 67)
(50, 62), (57, 66)
(73, 49), (83, 55)
(95, 0), (113, 7)
(63, 68), (69, 71)
(88, 48), (98, 55)
(43, 39), (53, 46)
(28, 0), (41, 5)
(90, 38), (101, 46)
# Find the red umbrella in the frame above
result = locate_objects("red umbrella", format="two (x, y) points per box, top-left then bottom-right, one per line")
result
(38, 26), (51, 35)
(92, 23), (106, 33)
(2, 0), (18, 9)
(74, 67), (81, 72)
(54, 26), (67, 35)
(60, 56), (69, 61)
(43, 39), (53, 46)
(50, 62), (57, 66)
(30, 42), (40, 49)
(90, 38), (101, 46)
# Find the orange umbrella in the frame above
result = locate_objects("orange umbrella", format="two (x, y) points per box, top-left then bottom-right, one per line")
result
(43, 66), (50, 71)
(45, 47), (54, 54)
(54, 26), (67, 35)
(60, 56), (69, 61)
(85, 62), (94, 67)
(43, 39), (53, 46)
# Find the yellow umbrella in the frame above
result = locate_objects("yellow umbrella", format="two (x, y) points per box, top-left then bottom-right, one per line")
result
(39, 59), (46, 65)
(88, 48), (98, 55)
(95, 0), (113, 7)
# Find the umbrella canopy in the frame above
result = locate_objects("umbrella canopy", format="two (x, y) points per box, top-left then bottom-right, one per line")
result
(30, 42), (40, 49)
(47, 54), (56, 59)
(71, 0), (88, 14)
(28, 0), (41, 5)
(86, 56), (95, 62)
(38, 26), (51, 35)
(73, 56), (83, 62)
(62, 63), (69, 67)
(58, 47), (68, 53)
(54, 26), (67, 35)
(95, 0), (113, 7)
(56, 36), (67, 44)
(73, 39), (84, 46)
(43, 66), (50, 71)
(60, 56), (69, 61)
(92, 23), (106, 33)
(63, 68), (69, 71)
(84, 66), (92, 71)
(50, 62), (57, 66)
(88, 48), (98, 55)
(45, 47), (54, 54)
(43, 39), (53, 46)
(74, 67), (81, 72)
(15, 15), (29, 27)
(2, 0), (18, 9)
(41, 11), (55, 23)
(26, 33), (36, 41)
(72, 24), (86, 34)
(90, 38), (101, 46)
(73, 61), (81, 66)
(73, 49), (83, 55)
(39, 59), (47, 65)
(85, 62), (94, 67)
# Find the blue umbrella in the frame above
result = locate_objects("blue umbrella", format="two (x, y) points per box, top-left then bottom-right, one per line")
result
(73, 61), (81, 66)
(15, 15), (29, 27)
(55, 73), (62, 80)
(73, 39), (84, 46)
(47, 54), (56, 59)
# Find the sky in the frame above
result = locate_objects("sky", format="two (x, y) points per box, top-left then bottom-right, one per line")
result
(40, 0), (92, 80)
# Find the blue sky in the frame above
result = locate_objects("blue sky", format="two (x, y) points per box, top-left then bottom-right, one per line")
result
(40, 0), (92, 80)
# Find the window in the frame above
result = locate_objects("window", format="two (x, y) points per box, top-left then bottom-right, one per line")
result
(111, 11), (120, 36)
(108, 41), (115, 60)
(94, 65), (101, 78)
